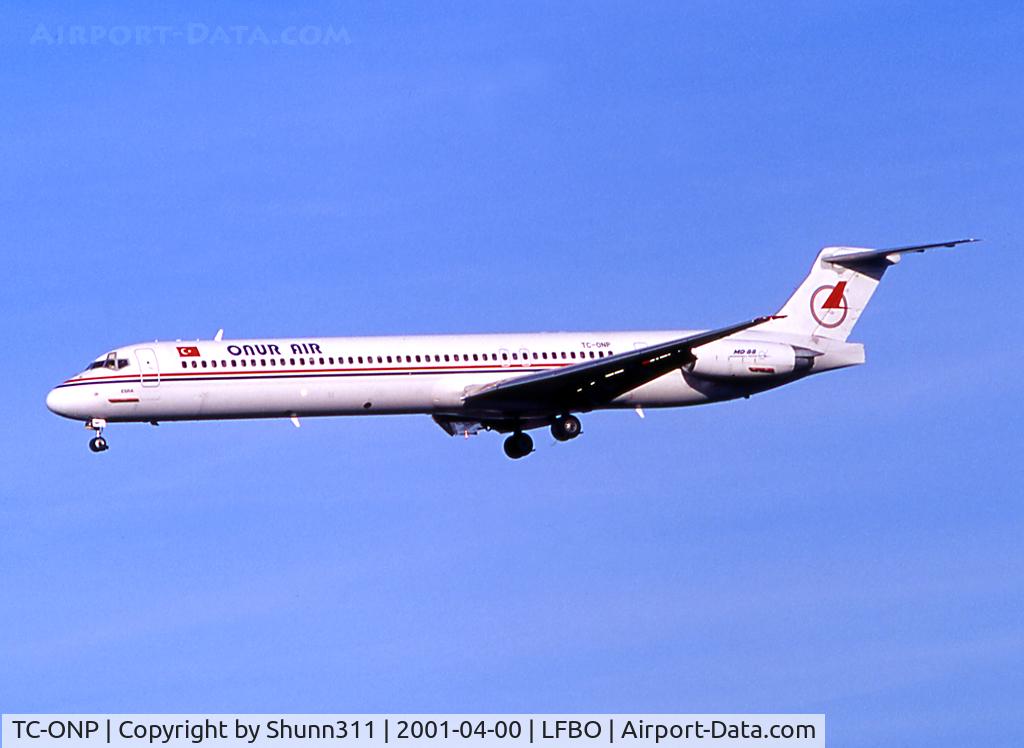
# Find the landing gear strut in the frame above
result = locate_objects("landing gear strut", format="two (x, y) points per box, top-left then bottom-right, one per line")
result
(551, 414), (582, 442)
(503, 431), (533, 459)
(86, 418), (109, 453)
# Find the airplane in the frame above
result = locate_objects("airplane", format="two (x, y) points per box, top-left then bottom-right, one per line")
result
(46, 239), (976, 459)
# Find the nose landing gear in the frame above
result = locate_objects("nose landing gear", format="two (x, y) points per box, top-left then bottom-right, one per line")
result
(86, 418), (109, 452)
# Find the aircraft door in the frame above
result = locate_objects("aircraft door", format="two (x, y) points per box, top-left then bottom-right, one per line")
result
(135, 348), (160, 387)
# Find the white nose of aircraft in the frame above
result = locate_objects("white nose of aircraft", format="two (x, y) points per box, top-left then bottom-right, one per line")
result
(46, 386), (87, 420)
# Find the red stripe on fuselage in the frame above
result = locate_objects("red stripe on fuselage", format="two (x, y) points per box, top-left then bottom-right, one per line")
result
(61, 363), (571, 387)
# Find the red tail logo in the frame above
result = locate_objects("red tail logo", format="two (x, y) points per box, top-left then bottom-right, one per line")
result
(810, 282), (849, 328)
(821, 281), (847, 309)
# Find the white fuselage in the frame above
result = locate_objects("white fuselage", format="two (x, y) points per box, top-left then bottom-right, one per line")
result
(45, 239), (968, 456)
(45, 329), (864, 426)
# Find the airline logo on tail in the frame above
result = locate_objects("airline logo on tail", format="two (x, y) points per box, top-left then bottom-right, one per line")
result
(810, 281), (848, 328)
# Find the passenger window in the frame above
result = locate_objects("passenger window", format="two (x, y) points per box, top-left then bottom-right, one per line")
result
(435, 355), (441, 362)
(231, 360), (237, 367)
(541, 352), (548, 360)
(222, 360), (227, 367)
(444, 354), (450, 362)
(472, 354), (479, 361)
(453, 354), (460, 362)
(201, 361), (208, 368)
(511, 353), (518, 360)
(192, 361), (198, 368)
(181, 362), (187, 369)
(533, 352), (538, 359)
(211, 360), (217, 368)
(241, 360), (247, 367)
(570, 352), (577, 359)
(387, 356), (393, 363)
(406, 355), (412, 363)
(502, 353), (508, 361)
(260, 359), (266, 366)
(415, 355), (421, 363)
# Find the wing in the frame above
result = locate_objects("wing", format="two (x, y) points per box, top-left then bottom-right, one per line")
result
(462, 315), (779, 416)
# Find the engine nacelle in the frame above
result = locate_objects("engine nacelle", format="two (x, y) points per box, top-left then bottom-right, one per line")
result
(689, 339), (815, 380)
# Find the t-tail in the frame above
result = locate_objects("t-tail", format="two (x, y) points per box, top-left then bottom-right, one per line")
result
(760, 238), (979, 342)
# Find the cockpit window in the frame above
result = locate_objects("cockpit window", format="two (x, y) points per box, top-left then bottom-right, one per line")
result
(86, 353), (130, 371)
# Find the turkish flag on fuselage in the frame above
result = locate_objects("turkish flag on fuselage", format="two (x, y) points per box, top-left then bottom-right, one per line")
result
(177, 346), (201, 357)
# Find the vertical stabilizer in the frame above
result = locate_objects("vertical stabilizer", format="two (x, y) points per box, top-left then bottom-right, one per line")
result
(759, 239), (976, 342)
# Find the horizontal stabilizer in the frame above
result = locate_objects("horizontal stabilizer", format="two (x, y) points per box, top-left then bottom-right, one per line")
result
(824, 238), (978, 267)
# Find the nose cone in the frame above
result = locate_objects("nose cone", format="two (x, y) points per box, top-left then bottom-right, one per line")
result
(46, 386), (84, 419)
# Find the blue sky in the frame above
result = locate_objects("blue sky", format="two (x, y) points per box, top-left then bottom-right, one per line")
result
(2, 2), (1022, 746)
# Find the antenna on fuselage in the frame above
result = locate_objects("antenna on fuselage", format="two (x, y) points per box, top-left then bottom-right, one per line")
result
(214, 328), (224, 342)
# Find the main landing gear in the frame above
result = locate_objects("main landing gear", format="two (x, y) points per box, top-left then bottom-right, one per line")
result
(503, 432), (534, 460)
(502, 415), (583, 459)
(550, 414), (582, 442)
(86, 418), (109, 452)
